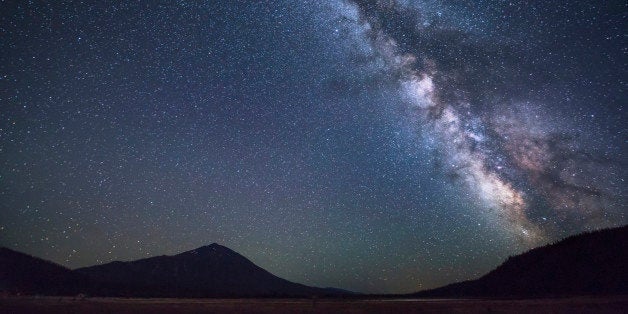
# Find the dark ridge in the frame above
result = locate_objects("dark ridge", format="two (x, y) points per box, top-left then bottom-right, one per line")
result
(72, 244), (346, 298)
(0, 247), (89, 295)
(412, 225), (628, 298)
(4, 226), (624, 299)
(1, 244), (350, 298)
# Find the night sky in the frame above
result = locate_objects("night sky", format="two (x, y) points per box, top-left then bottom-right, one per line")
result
(1, 0), (626, 294)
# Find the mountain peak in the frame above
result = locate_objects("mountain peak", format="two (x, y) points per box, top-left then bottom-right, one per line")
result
(71, 242), (342, 297)
(182, 243), (234, 256)
(202, 242), (226, 250)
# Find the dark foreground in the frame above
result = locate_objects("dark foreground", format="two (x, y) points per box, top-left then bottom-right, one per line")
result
(1, 296), (627, 314)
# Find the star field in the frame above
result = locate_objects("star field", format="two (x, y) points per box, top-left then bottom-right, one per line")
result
(1, 0), (626, 294)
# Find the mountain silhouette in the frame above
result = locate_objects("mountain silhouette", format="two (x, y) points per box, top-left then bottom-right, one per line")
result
(0, 243), (346, 297)
(75, 243), (341, 297)
(2, 226), (626, 298)
(413, 225), (628, 297)
(0, 247), (90, 295)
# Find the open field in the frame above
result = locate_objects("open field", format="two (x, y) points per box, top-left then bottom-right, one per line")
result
(1, 296), (627, 314)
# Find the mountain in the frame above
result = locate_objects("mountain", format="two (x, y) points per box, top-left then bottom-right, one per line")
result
(0, 247), (89, 295)
(6, 226), (625, 299)
(1, 244), (347, 297)
(75, 243), (341, 297)
(413, 225), (628, 298)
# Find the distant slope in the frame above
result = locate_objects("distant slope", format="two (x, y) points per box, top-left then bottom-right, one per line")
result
(414, 225), (628, 297)
(75, 243), (341, 297)
(1, 244), (348, 297)
(0, 248), (88, 295)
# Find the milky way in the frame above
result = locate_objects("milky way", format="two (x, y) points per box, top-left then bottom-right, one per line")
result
(336, 0), (626, 243)
(1, 0), (626, 293)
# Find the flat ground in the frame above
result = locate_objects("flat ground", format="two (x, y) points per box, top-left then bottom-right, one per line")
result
(1, 296), (626, 314)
